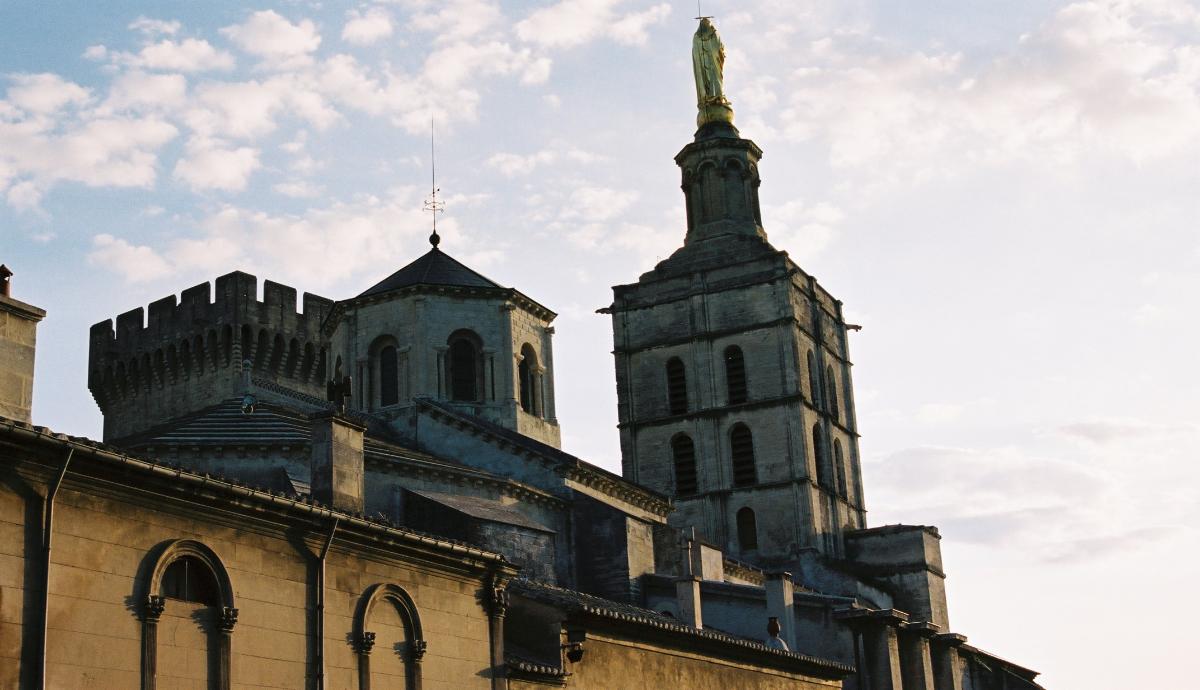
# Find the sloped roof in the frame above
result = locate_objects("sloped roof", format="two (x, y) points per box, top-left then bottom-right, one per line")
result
(407, 489), (554, 532)
(358, 247), (503, 297)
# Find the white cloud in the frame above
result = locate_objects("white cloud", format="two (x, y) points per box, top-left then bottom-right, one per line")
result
(516, 0), (671, 49)
(1057, 418), (1195, 444)
(563, 185), (637, 222)
(342, 7), (394, 46)
(763, 199), (844, 262)
(221, 10), (322, 68)
(6, 73), (90, 113)
(486, 146), (600, 176)
(88, 233), (173, 283)
(102, 71), (187, 112)
(273, 180), (324, 198)
(173, 138), (261, 192)
(128, 17), (181, 36)
(772, 0), (1200, 179)
(117, 38), (236, 72)
(915, 402), (964, 425)
(410, 0), (503, 44)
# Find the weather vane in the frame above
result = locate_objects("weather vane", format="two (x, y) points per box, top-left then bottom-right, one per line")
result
(423, 116), (445, 249)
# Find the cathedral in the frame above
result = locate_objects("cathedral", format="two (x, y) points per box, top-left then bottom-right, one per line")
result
(0, 19), (1042, 690)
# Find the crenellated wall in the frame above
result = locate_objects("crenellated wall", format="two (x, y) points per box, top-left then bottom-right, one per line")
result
(88, 271), (334, 440)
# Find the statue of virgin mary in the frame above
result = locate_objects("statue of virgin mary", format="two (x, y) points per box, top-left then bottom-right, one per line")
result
(692, 18), (734, 126)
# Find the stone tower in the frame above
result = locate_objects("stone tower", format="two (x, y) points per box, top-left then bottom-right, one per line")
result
(605, 27), (865, 569)
(329, 240), (562, 448)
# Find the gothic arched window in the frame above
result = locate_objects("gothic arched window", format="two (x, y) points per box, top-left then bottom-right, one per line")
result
(807, 350), (821, 408)
(380, 346), (399, 406)
(724, 345), (747, 405)
(666, 357), (688, 415)
(447, 330), (482, 402)
(672, 434), (698, 495)
(736, 507), (758, 551)
(834, 439), (848, 498)
(519, 343), (540, 416)
(730, 423), (757, 487)
(825, 364), (840, 422)
(813, 424), (832, 491)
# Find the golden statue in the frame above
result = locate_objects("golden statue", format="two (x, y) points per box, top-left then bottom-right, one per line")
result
(692, 17), (733, 127)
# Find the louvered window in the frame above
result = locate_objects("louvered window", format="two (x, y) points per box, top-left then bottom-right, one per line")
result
(672, 434), (698, 495)
(825, 365), (839, 422)
(730, 424), (757, 487)
(724, 345), (747, 405)
(813, 424), (833, 491)
(737, 507), (758, 551)
(666, 357), (688, 415)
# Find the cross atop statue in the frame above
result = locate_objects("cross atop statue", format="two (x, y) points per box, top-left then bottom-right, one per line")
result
(692, 17), (734, 128)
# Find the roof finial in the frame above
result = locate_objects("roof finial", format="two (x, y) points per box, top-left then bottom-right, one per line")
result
(423, 116), (445, 249)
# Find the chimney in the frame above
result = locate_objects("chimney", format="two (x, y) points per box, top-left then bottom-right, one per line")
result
(310, 411), (366, 514)
(765, 572), (797, 650)
(0, 265), (46, 423)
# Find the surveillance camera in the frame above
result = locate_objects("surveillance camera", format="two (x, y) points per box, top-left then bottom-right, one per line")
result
(240, 394), (257, 415)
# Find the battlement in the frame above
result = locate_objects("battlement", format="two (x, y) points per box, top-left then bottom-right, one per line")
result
(88, 271), (334, 441)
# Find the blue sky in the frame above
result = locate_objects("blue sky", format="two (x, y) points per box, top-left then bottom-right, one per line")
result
(3, 2), (1199, 687)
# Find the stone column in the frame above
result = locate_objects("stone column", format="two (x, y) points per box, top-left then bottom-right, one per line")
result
(765, 572), (797, 650)
(140, 595), (165, 689)
(899, 621), (939, 690)
(542, 326), (557, 422)
(486, 574), (509, 690)
(837, 608), (908, 690)
(217, 606), (238, 690)
(310, 412), (366, 514)
(930, 633), (967, 690)
(482, 349), (496, 402)
(434, 347), (447, 398)
(356, 631), (376, 690)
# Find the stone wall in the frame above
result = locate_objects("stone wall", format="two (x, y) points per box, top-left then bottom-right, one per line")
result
(0, 445), (500, 690)
(88, 271), (333, 440)
(0, 292), (44, 423)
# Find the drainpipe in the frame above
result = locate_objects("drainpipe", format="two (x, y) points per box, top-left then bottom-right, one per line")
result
(39, 448), (73, 689)
(316, 519), (339, 690)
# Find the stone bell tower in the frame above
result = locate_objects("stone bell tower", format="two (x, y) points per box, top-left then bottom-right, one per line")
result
(605, 18), (866, 570)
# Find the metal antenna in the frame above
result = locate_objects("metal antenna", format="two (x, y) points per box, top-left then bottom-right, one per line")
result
(423, 116), (445, 248)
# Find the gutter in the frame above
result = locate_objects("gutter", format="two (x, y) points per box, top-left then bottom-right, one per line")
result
(316, 518), (338, 690)
(0, 421), (510, 568)
(39, 448), (73, 689)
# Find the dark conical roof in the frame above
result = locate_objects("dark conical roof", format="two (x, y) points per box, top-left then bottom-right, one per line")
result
(358, 247), (503, 297)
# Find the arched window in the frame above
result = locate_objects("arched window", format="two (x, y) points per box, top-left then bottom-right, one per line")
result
(666, 357), (688, 415)
(730, 423), (757, 487)
(807, 350), (821, 408)
(354, 583), (426, 690)
(736, 507), (758, 551)
(161, 555), (220, 605)
(380, 346), (399, 406)
(825, 365), (839, 422)
(813, 424), (832, 491)
(139, 539), (237, 690)
(724, 345), (747, 405)
(447, 330), (482, 402)
(834, 439), (848, 498)
(671, 434), (698, 495)
(519, 344), (539, 416)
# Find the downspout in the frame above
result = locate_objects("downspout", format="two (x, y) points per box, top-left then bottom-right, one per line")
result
(39, 448), (73, 689)
(316, 519), (339, 690)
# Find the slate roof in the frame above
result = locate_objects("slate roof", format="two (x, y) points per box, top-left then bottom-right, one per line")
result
(359, 248), (503, 297)
(407, 489), (554, 532)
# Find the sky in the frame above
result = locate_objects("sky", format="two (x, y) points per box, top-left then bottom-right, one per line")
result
(2, 1), (1198, 687)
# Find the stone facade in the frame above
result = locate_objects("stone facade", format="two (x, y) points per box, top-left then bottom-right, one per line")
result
(0, 271), (45, 424)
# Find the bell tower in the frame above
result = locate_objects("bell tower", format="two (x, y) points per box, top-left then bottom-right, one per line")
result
(605, 18), (865, 570)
